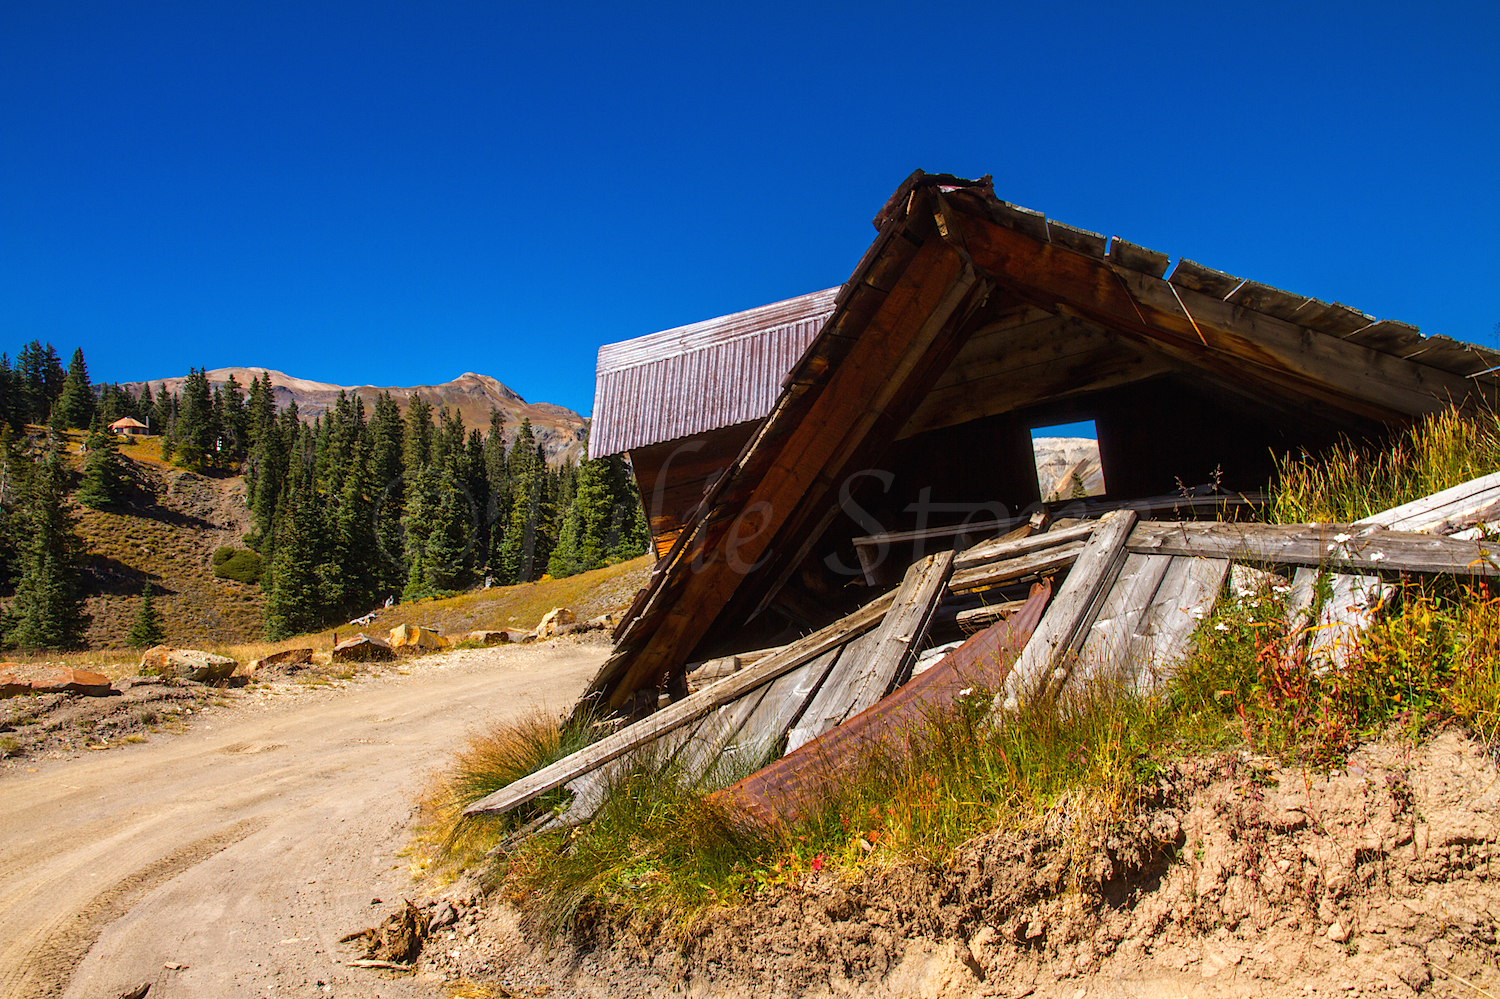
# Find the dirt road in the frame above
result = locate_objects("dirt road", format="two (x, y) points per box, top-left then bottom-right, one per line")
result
(0, 642), (605, 999)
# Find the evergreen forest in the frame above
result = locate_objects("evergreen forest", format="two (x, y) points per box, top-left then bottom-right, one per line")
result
(0, 343), (649, 649)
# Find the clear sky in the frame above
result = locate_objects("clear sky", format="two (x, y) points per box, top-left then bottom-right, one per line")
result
(2, 2), (1496, 417)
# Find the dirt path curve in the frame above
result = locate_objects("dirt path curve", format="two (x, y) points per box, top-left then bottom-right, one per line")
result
(0, 642), (605, 999)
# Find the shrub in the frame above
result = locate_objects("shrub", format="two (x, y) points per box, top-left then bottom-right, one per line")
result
(212, 546), (263, 584)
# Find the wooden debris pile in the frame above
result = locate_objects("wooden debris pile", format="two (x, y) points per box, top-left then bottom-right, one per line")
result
(465, 473), (1500, 830)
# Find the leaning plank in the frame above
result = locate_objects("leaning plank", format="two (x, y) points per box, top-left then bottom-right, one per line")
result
(1126, 556), (1231, 694)
(721, 579), (1053, 825)
(955, 599), (1028, 630)
(949, 540), (1087, 591)
(1126, 521), (1500, 576)
(993, 509), (1139, 711)
(784, 631), (880, 753)
(1305, 574), (1390, 671)
(785, 552), (955, 750)
(1073, 553), (1173, 688)
(952, 521), (1097, 571)
(463, 597), (891, 817)
(732, 646), (846, 760)
(1355, 471), (1500, 535)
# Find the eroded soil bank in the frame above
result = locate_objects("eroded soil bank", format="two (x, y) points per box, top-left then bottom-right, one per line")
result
(407, 730), (1499, 999)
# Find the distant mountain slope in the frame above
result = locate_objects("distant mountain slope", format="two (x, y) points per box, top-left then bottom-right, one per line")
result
(122, 368), (588, 465)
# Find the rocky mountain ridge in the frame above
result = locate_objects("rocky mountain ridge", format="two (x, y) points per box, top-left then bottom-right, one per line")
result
(120, 368), (589, 465)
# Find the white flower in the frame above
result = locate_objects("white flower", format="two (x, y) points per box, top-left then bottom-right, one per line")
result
(1190, 607), (1205, 620)
(1334, 533), (1352, 544)
(957, 687), (974, 697)
(1214, 622), (1230, 632)
(1368, 551), (1387, 562)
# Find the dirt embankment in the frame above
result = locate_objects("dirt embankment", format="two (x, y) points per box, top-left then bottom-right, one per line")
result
(421, 731), (1499, 999)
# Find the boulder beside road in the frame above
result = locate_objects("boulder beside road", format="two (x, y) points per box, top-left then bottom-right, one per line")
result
(0, 664), (114, 697)
(138, 646), (239, 683)
(332, 634), (395, 663)
(463, 630), (510, 645)
(388, 624), (448, 651)
(535, 607), (577, 639)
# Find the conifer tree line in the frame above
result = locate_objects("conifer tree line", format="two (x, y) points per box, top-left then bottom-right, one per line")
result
(0, 343), (650, 648)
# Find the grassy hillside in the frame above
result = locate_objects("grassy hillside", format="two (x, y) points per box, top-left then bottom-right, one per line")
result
(51, 431), (267, 650)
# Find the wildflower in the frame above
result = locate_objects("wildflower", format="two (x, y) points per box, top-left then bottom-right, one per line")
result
(1190, 606), (1206, 620)
(957, 687), (974, 697)
(1334, 532), (1352, 544)
(1368, 551), (1387, 562)
(1214, 622), (1230, 632)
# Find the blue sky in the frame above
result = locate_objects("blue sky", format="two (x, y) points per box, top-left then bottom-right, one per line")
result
(2, 3), (1496, 417)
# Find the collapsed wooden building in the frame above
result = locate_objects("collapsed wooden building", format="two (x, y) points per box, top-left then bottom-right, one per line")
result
(468, 170), (1500, 827)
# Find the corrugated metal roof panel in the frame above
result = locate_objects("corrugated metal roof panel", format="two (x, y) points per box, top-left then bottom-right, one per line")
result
(590, 288), (838, 458)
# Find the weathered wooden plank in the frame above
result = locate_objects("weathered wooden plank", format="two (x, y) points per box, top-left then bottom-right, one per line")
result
(1126, 521), (1500, 576)
(953, 521), (1097, 571)
(785, 552), (955, 749)
(1305, 573), (1389, 671)
(1167, 258), (1241, 299)
(1288, 299), (1374, 337)
(1355, 471), (1500, 534)
(1225, 280), (1310, 322)
(735, 645), (846, 756)
(673, 683), (774, 787)
(1399, 336), (1490, 376)
(465, 592), (894, 816)
(1047, 220), (1107, 259)
(782, 631), (880, 754)
(993, 509), (1139, 710)
(1107, 237), (1170, 278)
(1126, 556), (1230, 693)
(955, 599), (1028, 630)
(1342, 319), (1424, 356)
(950, 539), (1085, 592)
(1073, 552), (1173, 686)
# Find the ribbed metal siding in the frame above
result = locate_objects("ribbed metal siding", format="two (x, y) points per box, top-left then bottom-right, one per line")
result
(590, 289), (838, 458)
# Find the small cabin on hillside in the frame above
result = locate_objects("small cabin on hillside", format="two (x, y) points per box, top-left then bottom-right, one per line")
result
(108, 417), (148, 437)
(584, 170), (1500, 715)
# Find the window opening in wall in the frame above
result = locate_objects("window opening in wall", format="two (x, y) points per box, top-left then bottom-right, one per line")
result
(1030, 420), (1106, 502)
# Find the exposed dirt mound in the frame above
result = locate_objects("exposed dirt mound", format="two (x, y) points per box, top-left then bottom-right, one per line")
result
(428, 731), (1500, 998)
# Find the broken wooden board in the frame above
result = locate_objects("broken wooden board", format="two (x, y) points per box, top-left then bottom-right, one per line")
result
(731, 645), (847, 760)
(720, 579), (1052, 826)
(1126, 521), (1500, 576)
(1355, 471), (1500, 536)
(1069, 553), (1231, 695)
(951, 520), (1097, 571)
(993, 509), (1138, 711)
(783, 552), (954, 751)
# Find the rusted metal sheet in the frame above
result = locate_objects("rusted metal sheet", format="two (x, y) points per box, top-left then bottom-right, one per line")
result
(717, 579), (1051, 826)
(588, 288), (838, 458)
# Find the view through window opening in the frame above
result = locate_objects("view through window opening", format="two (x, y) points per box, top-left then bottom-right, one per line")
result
(1030, 420), (1106, 502)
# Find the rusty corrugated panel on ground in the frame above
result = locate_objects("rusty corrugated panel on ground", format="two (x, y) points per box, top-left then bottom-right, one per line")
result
(717, 578), (1052, 826)
(589, 287), (839, 458)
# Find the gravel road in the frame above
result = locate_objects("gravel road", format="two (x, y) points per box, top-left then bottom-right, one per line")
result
(0, 642), (606, 999)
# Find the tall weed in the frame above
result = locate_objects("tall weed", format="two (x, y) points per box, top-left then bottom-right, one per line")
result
(1272, 407), (1500, 524)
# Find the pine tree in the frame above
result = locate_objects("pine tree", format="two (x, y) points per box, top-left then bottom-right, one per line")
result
(173, 368), (214, 469)
(3, 447), (90, 649)
(51, 348), (95, 430)
(497, 419), (546, 583)
(403, 394), (434, 472)
(0, 425), (29, 590)
(77, 416), (128, 508)
(138, 383), (155, 431)
(125, 584), (166, 647)
(0, 353), (19, 432)
(263, 475), (326, 640)
(331, 436), (380, 617)
(368, 393), (406, 596)
(481, 411), (508, 574)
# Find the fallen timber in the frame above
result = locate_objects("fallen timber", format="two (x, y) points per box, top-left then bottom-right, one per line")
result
(468, 474), (1500, 825)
